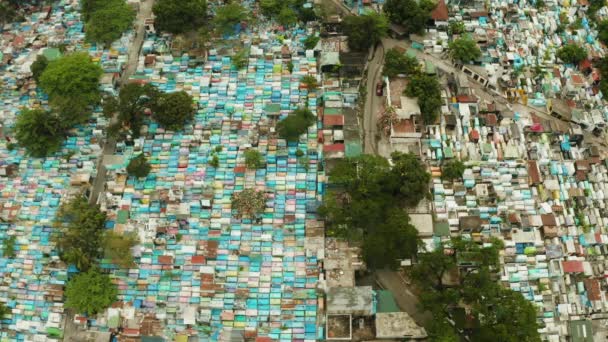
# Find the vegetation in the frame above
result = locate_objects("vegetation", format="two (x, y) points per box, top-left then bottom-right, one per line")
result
(303, 35), (320, 50)
(39, 52), (103, 127)
(441, 160), (466, 181)
(300, 75), (318, 91)
(65, 268), (118, 315)
(244, 149), (264, 169)
(383, 48), (420, 78)
(232, 48), (249, 70)
(342, 12), (389, 51)
(152, 0), (207, 34)
(2, 235), (16, 258)
(213, 3), (249, 35)
(103, 231), (138, 268)
(597, 58), (608, 96)
(597, 20), (608, 46)
(103, 83), (160, 139)
(319, 153), (430, 268)
(384, 0), (436, 35)
(556, 44), (588, 64)
(54, 196), (107, 271)
(276, 107), (316, 142)
(377, 106), (398, 136)
(30, 55), (48, 83)
(260, 0), (313, 26)
(0, 301), (10, 321)
(14, 108), (65, 157)
(85, 0), (135, 46)
(231, 188), (266, 218)
(410, 237), (541, 341)
(209, 154), (219, 168)
(448, 21), (466, 35)
(151, 91), (195, 130)
(126, 154), (151, 178)
(448, 37), (482, 63)
(404, 73), (442, 124)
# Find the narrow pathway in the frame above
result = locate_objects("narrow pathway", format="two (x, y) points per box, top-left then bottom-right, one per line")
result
(375, 269), (433, 327)
(363, 44), (384, 154)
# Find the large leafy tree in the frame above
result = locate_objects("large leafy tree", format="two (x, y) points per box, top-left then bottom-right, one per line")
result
(14, 108), (65, 157)
(389, 152), (431, 206)
(30, 55), (48, 83)
(85, 0), (135, 46)
(343, 12), (389, 51)
(39, 52), (103, 127)
(231, 188), (266, 218)
(0, 301), (10, 321)
(244, 149), (264, 169)
(556, 44), (588, 64)
(103, 83), (160, 138)
(383, 48), (420, 78)
(448, 37), (482, 63)
(126, 153), (151, 178)
(53, 195), (107, 271)
(404, 72), (442, 124)
(276, 107), (316, 142)
(65, 268), (117, 315)
(103, 231), (138, 268)
(151, 91), (196, 130)
(213, 3), (249, 35)
(153, 0), (207, 34)
(442, 160), (466, 181)
(384, 0), (436, 35)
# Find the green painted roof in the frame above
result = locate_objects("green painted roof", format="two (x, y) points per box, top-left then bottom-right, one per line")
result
(42, 48), (62, 61)
(117, 210), (129, 224)
(434, 221), (450, 236)
(570, 320), (593, 342)
(376, 290), (400, 313)
(324, 107), (342, 115)
(345, 140), (362, 158)
(425, 60), (436, 74)
(264, 103), (281, 113)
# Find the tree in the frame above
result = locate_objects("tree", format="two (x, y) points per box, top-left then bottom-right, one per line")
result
(278, 6), (298, 26)
(426, 318), (460, 342)
(2, 235), (16, 258)
(343, 12), (389, 51)
(103, 231), (138, 268)
(54, 196), (107, 271)
(383, 48), (420, 78)
(300, 75), (318, 91)
(213, 3), (248, 35)
(103, 83), (160, 139)
(80, 0), (108, 21)
(232, 48), (249, 70)
(276, 107), (316, 141)
(151, 91), (195, 130)
(597, 20), (608, 45)
(260, 0), (284, 17)
(85, 0), (135, 46)
(448, 37), (481, 63)
(556, 44), (588, 64)
(442, 160), (466, 181)
(411, 246), (456, 291)
(126, 154), (151, 178)
(384, 0), (435, 35)
(389, 152), (430, 207)
(14, 108), (65, 157)
(405, 73), (442, 124)
(362, 208), (419, 269)
(303, 35), (320, 50)
(152, 0), (207, 34)
(39, 52), (103, 127)
(448, 21), (466, 35)
(65, 268), (117, 315)
(244, 149), (264, 169)
(30, 55), (48, 82)
(231, 188), (266, 218)
(0, 301), (10, 321)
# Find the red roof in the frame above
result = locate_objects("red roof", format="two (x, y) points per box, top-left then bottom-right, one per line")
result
(191, 256), (206, 264)
(562, 260), (584, 273)
(579, 59), (592, 71)
(323, 115), (344, 127)
(234, 166), (246, 173)
(323, 144), (345, 152)
(584, 279), (601, 300)
(456, 95), (478, 103)
(158, 255), (173, 265)
(431, 0), (449, 21)
(255, 338), (273, 342)
(469, 130), (479, 140)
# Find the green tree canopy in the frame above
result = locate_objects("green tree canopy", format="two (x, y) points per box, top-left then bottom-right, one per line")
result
(30, 54), (48, 83)
(389, 151), (431, 206)
(448, 37), (482, 62)
(0, 301), (10, 321)
(303, 35), (320, 50)
(404, 73), (442, 124)
(278, 6), (298, 26)
(231, 188), (266, 218)
(151, 91), (195, 130)
(65, 268), (117, 315)
(153, 0), (207, 34)
(383, 48), (420, 78)
(126, 153), (151, 178)
(556, 44), (588, 64)
(343, 12), (388, 51)
(85, 0), (135, 46)
(232, 48), (249, 70)
(441, 160), (466, 181)
(300, 74), (318, 91)
(14, 108), (65, 158)
(213, 3), (249, 35)
(39, 52), (103, 127)
(384, 0), (436, 35)
(103, 231), (138, 268)
(448, 21), (466, 35)
(276, 107), (315, 142)
(244, 149), (264, 169)
(103, 83), (160, 139)
(54, 195), (107, 271)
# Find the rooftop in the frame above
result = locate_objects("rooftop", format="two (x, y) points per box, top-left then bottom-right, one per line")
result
(327, 286), (374, 316)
